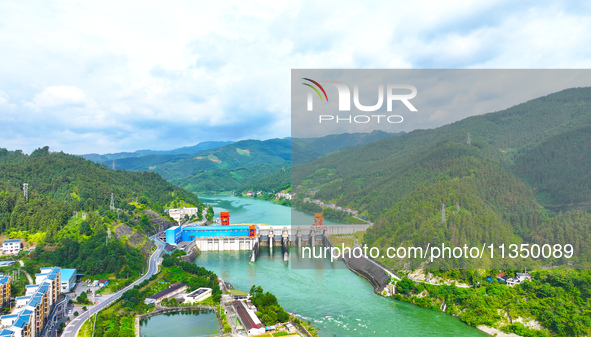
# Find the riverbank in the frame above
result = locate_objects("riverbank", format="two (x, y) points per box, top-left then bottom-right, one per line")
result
(478, 326), (521, 337)
(383, 268), (591, 337)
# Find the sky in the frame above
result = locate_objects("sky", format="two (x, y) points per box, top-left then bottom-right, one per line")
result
(1, 1), (591, 154)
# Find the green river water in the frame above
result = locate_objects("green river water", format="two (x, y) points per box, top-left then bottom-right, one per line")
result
(191, 195), (488, 337)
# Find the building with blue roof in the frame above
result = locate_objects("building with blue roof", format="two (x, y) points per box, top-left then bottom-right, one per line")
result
(1, 267), (61, 337)
(165, 226), (182, 245)
(0, 275), (10, 309)
(163, 224), (260, 252)
(35, 267), (61, 306)
(0, 308), (33, 337)
(1, 240), (22, 255)
(60, 268), (76, 292)
(0, 328), (14, 336)
(181, 225), (257, 241)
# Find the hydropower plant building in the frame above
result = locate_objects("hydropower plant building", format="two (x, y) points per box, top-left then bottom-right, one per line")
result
(165, 224), (258, 251)
(162, 212), (371, 263)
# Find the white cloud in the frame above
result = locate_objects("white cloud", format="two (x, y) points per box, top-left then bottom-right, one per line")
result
(1, 1), (591, 153)
(0, 90), (8, 105)
(428, 110), (450, 122)
(30, 86), (87, 109)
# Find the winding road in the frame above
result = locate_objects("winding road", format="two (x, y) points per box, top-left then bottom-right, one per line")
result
(61, 234), (164, 337)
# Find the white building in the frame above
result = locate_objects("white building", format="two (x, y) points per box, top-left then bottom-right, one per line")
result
(2, 240), (22, 255)
(166, 208), (199, 222)
(275, 193), (292, 200)
(506, 271), (532, 287)
(60, 269), (77, 292)
(183, 288), (212, 304)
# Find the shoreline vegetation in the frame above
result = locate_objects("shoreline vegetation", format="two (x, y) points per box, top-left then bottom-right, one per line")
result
(324, 233), (589, 337)
(376, 269), (590, 337)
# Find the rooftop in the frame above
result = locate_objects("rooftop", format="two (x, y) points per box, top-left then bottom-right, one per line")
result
(2, 240), (20, 244)
(186, 288), (211, 298)
(61, 268), (76, 281)
(232, 300), (263, 331)
(147, 283), (186, 300)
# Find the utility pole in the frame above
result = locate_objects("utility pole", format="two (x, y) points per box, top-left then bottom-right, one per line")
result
(110, 193), (115, 211)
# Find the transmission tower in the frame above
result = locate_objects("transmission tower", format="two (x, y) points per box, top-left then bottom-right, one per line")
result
(467, 132), (471, 146)
(23, 183), (29, 202)
(441, 204), (446, 223)
(112, 159), (116, 170)
(110, 192), (115, 211)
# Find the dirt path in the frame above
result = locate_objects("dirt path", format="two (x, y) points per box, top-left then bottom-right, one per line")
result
(18, 260), (34, 285)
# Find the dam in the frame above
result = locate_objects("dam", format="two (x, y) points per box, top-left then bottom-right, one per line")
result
(188, 195), (487, 337)
(163, 222), (372, 259)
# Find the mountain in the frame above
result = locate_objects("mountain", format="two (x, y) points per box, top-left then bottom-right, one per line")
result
(292, 87), (591, 269)
(291, 130), (404, 164)
(80, 132), (400, 193)
(81, 140), (233, 163)
(0, 146), (202, 276)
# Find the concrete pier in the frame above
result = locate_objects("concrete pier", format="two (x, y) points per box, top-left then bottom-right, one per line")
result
(250, 241), (259, 262)
(282, 227), (289, 262)
(268, 230), (274, 254)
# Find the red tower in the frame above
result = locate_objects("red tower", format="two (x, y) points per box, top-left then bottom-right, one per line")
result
(220, 212), (230, 226)
(314, 213), (324, 228)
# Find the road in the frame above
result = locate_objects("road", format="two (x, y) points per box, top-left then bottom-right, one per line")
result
(61, 234), (164, 337)
(17, 260), (34, 285)
(40, 295), (69, 337)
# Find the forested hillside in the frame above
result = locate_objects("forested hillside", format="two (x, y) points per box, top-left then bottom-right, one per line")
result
(82, 140), (232, 163)
(291, 130), (403, 164)
(0, 146), (202, 277)
(292, 87), (591, 268)
(83, 132), (399, 193)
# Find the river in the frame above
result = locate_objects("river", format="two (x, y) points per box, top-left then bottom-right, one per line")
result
(195, 195), (487, 337)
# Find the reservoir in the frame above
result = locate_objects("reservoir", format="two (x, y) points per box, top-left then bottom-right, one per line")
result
(139, 310), (219, 337)
(195, 195), (487, 337)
